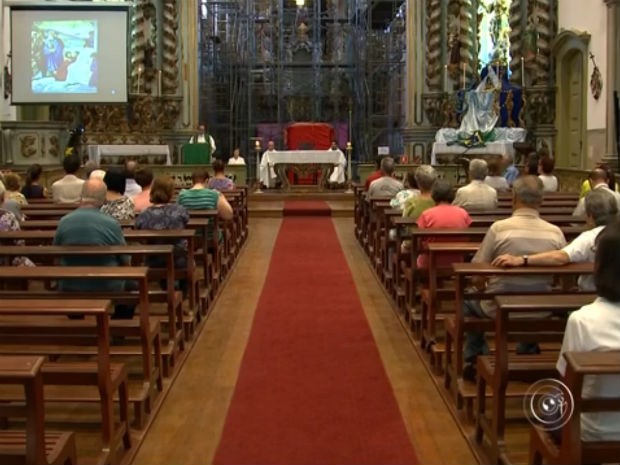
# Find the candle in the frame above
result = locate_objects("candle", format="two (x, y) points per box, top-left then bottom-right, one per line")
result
(157, 70), (162, 96)
(346, 141), (352, 150)
(443, 64), (448, 92)
(462, 63), (466, 90)
(255, 140), (260, 149)
(521, 57), (525, 88)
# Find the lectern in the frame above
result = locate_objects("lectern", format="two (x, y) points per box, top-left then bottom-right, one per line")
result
(182, 143), (211, 165)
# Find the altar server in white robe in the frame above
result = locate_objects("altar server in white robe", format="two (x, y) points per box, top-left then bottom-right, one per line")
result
(228, 148), (246, 165)
(259, 140), (278, 188)
(328, 141), (346, 185)
(189, 124), (216, 155)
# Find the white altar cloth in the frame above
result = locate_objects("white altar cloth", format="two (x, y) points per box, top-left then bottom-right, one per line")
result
(431, 128), (526, 165)
(259, 149), (346, 188)
(88, 145), (172, 165)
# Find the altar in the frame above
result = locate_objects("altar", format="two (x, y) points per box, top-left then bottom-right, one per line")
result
(259, 150), (346, 190)
(87, 144), (172, 165)
(431, 128), (526, 164)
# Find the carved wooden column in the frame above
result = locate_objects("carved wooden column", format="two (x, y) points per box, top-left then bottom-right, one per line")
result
(604, 0), (619, 163)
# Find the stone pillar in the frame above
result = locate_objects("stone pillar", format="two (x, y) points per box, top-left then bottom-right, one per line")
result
(403, 0), (430, 162)
(604, 0), (619, 166)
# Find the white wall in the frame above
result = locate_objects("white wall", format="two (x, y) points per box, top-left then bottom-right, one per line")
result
(558, 0), (608, 130)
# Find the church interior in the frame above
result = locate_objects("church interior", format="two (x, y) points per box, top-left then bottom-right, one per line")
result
(0, 1), (619, 464)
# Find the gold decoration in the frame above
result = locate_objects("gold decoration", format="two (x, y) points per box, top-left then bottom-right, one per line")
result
(48, 136), (60, 158)
(425, 0), (442, 91)
(161, 0), (179, 95)
(19, 135), (37, 158)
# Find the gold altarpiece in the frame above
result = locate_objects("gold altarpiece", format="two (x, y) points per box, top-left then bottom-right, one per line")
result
(46, 0), (197, 165)
(405, 0), (558, 164)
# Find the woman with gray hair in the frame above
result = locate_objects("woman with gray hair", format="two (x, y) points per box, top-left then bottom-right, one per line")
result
(402, 165), (437, 220)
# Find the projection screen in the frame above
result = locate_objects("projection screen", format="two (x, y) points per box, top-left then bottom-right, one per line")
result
(10, 2), (129, 104)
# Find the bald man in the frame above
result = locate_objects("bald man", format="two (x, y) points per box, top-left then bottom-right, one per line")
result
(54, 179), (135, 319)
(573, 168), (620, 217)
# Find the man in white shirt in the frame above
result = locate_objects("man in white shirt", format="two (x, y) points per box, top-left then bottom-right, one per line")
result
(124, 160), (142, 198)
(453, 158), (498, 211)
(189, 124), (216, 155)
(492, 189), (619, 291)
(328, 141), (346, 185)
(259, 140), (277, 188)
(556, 220), (620, 441)
(573, 168), (620, 217)
(52, 155), (85, 203)
(227, 148), (245, 165)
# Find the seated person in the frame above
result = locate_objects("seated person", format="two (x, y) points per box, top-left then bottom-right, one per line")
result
(54, 179), (135, 319)
(580, 163), (619, 198)
(390, 169), (422, 211)
(124, 160), (143, 198)
(136, 176), (190, 292)
(52, 155), (84, 203)
(574, 168), (620, 217)
(538, 155), (558, 192)
(402, 165), (436, 220)
(525, 152), (540, 175)
(207, 159), (235, 191)
(367, 157), (404, 198)
(484, 157), (510, 192)
(228, 148), (245, 165)
(177, 169), (233, 246)
(21, 163), (47, 199)
(101, 168), (135, 221)
(462, 176), (566, 380)
(502, 154), (519, 186)
(132, 166), (154, 213)
(493, 189), (618, 291)
(556, 219), (620, 441)
(416, 179), (472, 269)
(364, 156), (383, 191)
(3, 173), (28, 205)
(401, 165), (437, 252)
(453, 158), (498, 211)
(0, 184), (34, 267)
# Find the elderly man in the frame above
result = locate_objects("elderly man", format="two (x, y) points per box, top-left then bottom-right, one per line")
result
(493, 189), (619, 291)
(453, 158), (498, 211)
(367, 156), (404, 198)
(461, 176), (567, 380)
(573, 168), (620, 217)
(54, 179), (134, 319)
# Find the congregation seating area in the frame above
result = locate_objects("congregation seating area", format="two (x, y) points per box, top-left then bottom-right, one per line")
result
(354, 186), (620, 465)
(0, 188), (248, 465)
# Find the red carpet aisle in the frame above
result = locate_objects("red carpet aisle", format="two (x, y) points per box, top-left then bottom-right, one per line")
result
(283, 200), (331, 216)
(213, 216), (418, 465)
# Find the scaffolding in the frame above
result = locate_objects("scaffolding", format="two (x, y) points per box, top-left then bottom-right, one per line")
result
(198, 0), (406, 181)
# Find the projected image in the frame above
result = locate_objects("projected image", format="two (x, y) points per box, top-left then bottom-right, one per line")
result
(31, 20), (98, 94)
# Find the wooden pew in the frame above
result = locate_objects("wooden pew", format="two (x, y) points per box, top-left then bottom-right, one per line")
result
(443, 262), (594, 410)
(475, 294), (596, 463)
(421, 242), (480, 359)
(0, 244), (184, 375)
(0, 300), (132, 464)
(0, 355), (77, 465)
(0, 229), (202, 319)
(529, 351), (620, 465)
(391, 225), (587, 320)
(0, 267), (161, 428)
